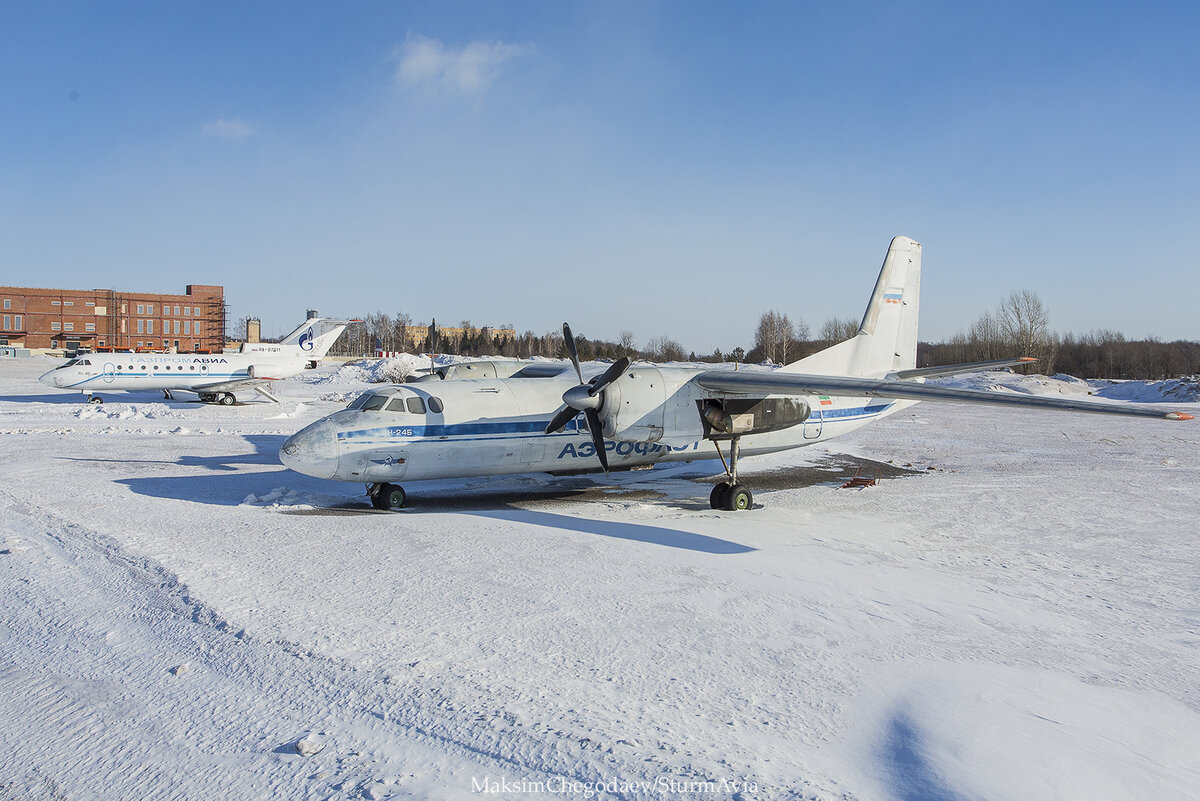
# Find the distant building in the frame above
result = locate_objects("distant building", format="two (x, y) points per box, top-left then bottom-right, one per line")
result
(0, 284), (225, 352)
(404, 322), (517, 349)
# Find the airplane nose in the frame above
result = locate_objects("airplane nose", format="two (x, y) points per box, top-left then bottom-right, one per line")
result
(279, 419), (340, 479)
(38, 370), (61, 388)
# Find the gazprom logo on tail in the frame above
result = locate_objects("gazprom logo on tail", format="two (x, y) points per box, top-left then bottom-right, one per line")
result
(298, 327), (315, 351)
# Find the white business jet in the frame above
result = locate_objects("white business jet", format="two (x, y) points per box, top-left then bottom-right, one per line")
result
(279, 237), (1193, 510)
(39, 317), (352, 405)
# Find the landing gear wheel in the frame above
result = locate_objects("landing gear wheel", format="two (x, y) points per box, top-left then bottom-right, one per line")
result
(709, 482), (732, 510)
(375, 483), (406, 509)
(87, 395), (103, 405)
(725, 484), (753, 511)
(219, 393), (236, 406)
(199, 393), (216, 403)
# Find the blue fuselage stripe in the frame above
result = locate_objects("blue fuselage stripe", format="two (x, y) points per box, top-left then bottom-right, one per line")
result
(335, 403), (894, 445)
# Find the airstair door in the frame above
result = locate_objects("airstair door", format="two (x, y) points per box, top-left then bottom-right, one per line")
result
(803, 402), (824, 439)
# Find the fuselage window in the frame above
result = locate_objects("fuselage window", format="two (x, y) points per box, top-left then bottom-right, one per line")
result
(385, 397), (408, 413)
(360, 394), (389, 412)
(406, 396), (426, 414)
(427, 396), (444, 413)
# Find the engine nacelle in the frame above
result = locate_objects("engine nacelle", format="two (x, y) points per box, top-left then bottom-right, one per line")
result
(698, 397), (811, 437)
(247, 363), (292, 381)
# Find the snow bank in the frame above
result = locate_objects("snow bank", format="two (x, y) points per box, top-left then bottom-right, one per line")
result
(934, 371), (1200, 404)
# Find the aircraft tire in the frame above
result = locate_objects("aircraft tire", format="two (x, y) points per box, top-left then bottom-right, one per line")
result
(87, 396), (104, 405)
(725, 484), (753, 511)
(219, 393), (236, 406)
(379, 483), (406, 509)
(709, 482), (732, 509)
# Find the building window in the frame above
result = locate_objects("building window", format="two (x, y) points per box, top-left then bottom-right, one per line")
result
(183, 321), (190, 335)
(52, 300), (61, 306)
(2, 315), (8, 330)
(137, 304), (144, 314)
(175, 305), (181, 315)
(86, 301), (95, 307)
(86, 323), (96, 332)
(146, 304), (154, 314)
(183, 306), (190, 316)
(14, 315), (21, 329)
(147, 320), (154, 334)
(64, 301), (73, 306)
(52, 322), (62, 331)
(137, 320), (144, 334)
(64, 323), (74, 332)
(193, 321), (201, 336)
(193, 307), (201, 316)
(2, 299), (9, 309)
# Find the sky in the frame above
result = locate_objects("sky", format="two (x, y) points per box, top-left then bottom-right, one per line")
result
(2, 1), (1198, 352)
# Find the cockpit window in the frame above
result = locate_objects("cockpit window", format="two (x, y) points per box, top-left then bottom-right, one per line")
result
(347, 393), (370, 410)
(58, 359), (80, 369)
(427, 396), (444, 413)
(406, 396), (426, 414)
(360, 394), (389, 412)
(385, 398), (408, 413)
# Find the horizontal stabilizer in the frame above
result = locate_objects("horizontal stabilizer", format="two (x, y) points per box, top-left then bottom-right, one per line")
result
(891, 357), (1037, 380)
(696, 370), (1195, 421)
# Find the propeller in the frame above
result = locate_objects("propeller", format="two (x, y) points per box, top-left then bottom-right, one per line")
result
(545, 322), (630, 473)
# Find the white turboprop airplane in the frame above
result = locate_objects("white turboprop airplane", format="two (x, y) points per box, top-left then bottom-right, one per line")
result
(279, 236), (1193, 511)
(39, 317), (352, 405)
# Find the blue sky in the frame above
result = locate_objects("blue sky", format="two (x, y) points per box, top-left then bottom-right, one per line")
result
(2, 1), (1197, 351)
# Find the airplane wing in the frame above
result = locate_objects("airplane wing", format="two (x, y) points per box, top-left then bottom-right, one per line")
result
(695, 370), (1195, 421)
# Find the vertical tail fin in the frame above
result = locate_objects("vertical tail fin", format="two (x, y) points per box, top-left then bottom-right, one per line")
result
(280, 318), (352, 360)
(782, 235), (921, 377)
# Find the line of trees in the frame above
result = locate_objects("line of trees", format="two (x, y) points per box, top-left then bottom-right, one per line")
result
(296, 293), (1198, 380)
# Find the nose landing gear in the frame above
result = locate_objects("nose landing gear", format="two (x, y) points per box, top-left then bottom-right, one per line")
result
(368, 482), (407, 510)
(709, 436), (754, 511)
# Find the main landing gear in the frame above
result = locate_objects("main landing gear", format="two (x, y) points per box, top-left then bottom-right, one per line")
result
(368, 482), (407, 510)
(85, 394), (103, 405)
(198, 392), (236, 406)
(709, 436), (753, 511)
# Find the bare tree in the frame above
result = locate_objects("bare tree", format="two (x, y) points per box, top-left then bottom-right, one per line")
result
(618, 330), (637, 355)
(998, 289), (1053, 367)
(646, 335), (686, 362)
(819, 316), (859, 343)
(754, 310), (797, 364)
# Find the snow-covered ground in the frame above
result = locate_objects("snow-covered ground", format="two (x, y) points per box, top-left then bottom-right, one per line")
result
(2, 356), (1198, 801)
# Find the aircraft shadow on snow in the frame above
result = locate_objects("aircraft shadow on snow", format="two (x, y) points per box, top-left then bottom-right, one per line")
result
(95, 435), (755, 555)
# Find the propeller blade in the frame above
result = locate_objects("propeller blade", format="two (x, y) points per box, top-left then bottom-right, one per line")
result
(545, 404), (578, 435)
(585, 409), (609, 473)
(562, 322), (583, 384)
(587, 356), (630, 396)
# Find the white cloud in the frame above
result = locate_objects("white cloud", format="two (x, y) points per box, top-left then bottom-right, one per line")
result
(394, 35), (530, 93)
(203, 118), (253, 140)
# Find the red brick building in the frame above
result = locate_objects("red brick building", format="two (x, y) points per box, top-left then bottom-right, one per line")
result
(0, 284), (225, 352)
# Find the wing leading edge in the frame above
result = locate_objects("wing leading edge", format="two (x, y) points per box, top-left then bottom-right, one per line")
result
(695, 371), (1195, 421)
